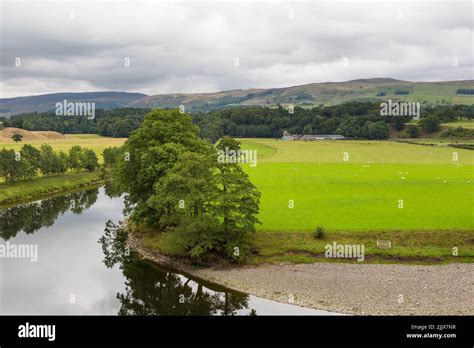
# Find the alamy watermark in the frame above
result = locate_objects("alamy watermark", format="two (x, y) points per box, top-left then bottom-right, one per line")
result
(18, 322), (55, 341)
(0, 242), (38, 262)
(325, 241), (365, 262)
(380, 99), (420, 120)
(55, 99), (95, 120)
(217, 147), (257, 167)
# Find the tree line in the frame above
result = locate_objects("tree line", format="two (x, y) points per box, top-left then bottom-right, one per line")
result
(456, 89), (474, 95)
(2, 102), (472, 141)
(1, 108), (150, 137)
(0, 144), (99, 183)
(194, 103), (473, 142)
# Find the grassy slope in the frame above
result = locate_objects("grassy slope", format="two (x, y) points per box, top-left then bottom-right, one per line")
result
(249, 230), (474, 264)
(132, 80), (474, 109)
(0, 172), (102, 207)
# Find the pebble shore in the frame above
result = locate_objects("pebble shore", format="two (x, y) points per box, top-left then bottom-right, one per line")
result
(128, 233), (474, 315)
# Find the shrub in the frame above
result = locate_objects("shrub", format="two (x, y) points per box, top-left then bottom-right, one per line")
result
(394, 90), (410, 95)
(315, 226), (326, 239)
(420, 115), (440, 133)
(406, 125), (420, 138)
(12, 133), (23, 142)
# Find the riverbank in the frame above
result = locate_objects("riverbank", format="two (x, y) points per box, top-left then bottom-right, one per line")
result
(192, 263), (474, 315)
(135, 226), (474, 264)
(127, 231), (474, 315)
(0, 172), (103, 208)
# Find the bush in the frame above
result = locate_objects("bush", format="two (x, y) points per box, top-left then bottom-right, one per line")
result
(406, 125), (420, 138)
(456, 88), (474, 95)
(420, 115), (440, 133)
(12, 133), (23, 142)
(395, 90), (410, 95)
(367, 121), (390, 139)
(315, 226), (326, 239)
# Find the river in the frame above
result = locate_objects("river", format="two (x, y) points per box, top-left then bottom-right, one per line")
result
(0, 187), (334, 315)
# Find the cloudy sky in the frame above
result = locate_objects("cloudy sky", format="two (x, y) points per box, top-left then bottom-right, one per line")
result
(0, 0), (472, 98)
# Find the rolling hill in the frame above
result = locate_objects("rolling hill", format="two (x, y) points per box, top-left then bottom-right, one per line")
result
(0, 92), (147, 117)
(1, 79), (472, 116)
(127, 78), (474, 111)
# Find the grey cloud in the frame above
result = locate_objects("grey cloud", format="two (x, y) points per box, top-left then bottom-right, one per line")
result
(0, 1), (472, 98)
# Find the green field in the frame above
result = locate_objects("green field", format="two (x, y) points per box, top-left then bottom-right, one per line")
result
(221, 138), (474, 264)
(0, 134), (126, 162)
(443, 120), (474, 129)
(239, 139), (473, 232)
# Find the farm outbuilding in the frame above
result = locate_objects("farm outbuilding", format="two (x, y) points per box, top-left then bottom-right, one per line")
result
(281, 131), (345, 141)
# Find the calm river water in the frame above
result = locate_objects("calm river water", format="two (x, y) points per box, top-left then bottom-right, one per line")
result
(0, 187), (334, 315)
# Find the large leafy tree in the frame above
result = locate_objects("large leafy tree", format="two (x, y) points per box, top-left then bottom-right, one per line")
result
(38, 144), (57, 175)
(80, 149), (99, 172)
(117, 109), (212, 223)
(0, 149), (20, 183)
(68, 146), (83, 171)
(115, 109), (261, 262)
(149, 151), (222, 258)
(19, 144), (41, 179)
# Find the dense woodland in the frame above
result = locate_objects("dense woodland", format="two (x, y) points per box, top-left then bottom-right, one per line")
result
(1, 108), (150, 137)
(1, 102), (473, 141)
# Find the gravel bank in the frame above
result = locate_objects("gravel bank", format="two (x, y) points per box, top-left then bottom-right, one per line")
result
(192, 263), (474, 315)
(127, 233), (473, 315)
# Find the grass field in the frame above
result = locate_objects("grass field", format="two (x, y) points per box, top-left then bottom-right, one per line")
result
(232, 139), (474, 263)
(239, 139), (473, 231)
(0, 134), (127, 162)
(443, 120), (474, 129)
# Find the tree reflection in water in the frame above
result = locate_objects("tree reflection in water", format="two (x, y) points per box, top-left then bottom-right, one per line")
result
(0, 187), (254, 315)
(99, 221), (253, 316)
(0, 188), (99, 240)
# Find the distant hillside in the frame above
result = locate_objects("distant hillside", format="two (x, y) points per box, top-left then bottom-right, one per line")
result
(1, 79), (473, 116)
(0, 92), (147, 117)
(126, 78), (474, 111)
